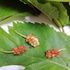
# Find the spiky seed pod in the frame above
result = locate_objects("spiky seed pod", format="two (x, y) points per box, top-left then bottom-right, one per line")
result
(45, 49), (60, 58)
(26, 34), (39, 47)
(12, 46), (26, 55)
(15, 31), (40, 47)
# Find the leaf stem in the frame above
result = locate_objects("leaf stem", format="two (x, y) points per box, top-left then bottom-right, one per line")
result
(59, 48), (66, 52)
(0, 15), (12, 22)
(14, 30), (26, 38)
(0, 50), (13, 54)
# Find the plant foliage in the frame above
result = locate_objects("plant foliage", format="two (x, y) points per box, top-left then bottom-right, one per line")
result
(0, 22), (70, 70)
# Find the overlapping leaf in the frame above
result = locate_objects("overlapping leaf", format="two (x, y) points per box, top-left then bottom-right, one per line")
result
(47, 0), (70, 2)
(37, 0), (70, 2)
(0, 0), (30, 24)
(21, 0), (69, 27)
(0, 22), (70, 70)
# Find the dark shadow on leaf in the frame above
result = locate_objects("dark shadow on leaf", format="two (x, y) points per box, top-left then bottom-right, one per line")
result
(63, 2), (70, 19)
(0, 0), (41, 15)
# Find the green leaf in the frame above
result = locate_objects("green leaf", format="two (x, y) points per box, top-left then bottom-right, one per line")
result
(21, 0), (59, 20)
(0, 21), (70, 70)
(25, 60), (67, 70)
(47, 0), (70, 2)
(37, 0), (70, 2)
(37, 0), (47, 4)
(0, 0), (30, 24)
(63, 3), (70, 19)
(21, 0), (69, 27)
(50, 2), (69, 26)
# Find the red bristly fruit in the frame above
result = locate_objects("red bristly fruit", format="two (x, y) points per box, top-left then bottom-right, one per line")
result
(15, 30), (40, 47)
(45, 49), (60, 58)
(12, 46), (26, 55)
(26, 34), (39, 47)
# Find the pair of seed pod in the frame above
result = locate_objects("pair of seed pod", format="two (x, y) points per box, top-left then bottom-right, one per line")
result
(1, 31), (40, 55)
(12, 31), (40, 55)
(12, 32), (40, 55)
